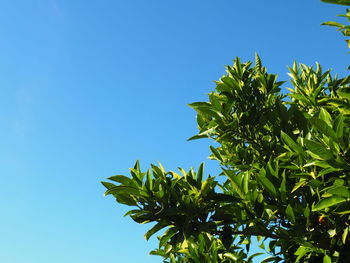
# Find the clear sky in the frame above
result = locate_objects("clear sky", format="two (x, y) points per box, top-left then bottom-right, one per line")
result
(0, 1), (348, 262)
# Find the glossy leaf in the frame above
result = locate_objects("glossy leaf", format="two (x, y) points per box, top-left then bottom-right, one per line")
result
(313, 196), (347, 211)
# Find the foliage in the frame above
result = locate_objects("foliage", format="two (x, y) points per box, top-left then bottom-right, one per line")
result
(322, 2), (350, 51)
(102, 2), (350, 263)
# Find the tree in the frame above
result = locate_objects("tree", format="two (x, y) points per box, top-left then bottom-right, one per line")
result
(102, 1), (350, 262)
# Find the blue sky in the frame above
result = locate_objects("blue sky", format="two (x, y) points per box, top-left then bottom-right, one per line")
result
(0, 1), (348, 262)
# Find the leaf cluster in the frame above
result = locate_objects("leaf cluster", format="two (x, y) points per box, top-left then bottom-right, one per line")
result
(102, 3), (350, 263)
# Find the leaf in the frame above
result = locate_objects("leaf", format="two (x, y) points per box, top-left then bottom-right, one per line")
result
(159, 227), (178, 247)
(144, 222), (168, 240)
(326, 186), (350, 197)
(281, 131), (303, 154)
(285, 204), (296, 224)
(197, 163), (204, 185)
(292, 179), (307, 193)
(313, 196), (347, 211)
(101, 181), (116, 190)
(335, 114), (345, 141)
(294, 246), (310, 262)
(223, 253), (237, 261)
(309, 118), (337, 141)
(210, 146), (223, 162)
(223, 169), (246, 199)
(257, 168), (278, 197)
(255, 53), (262, 72)
(248, 253), (264, 262)
(321, 21), (345, 27)
(261, 256), (275, 262)
(319, 108), (333, 127)
(187, 128), (216, 141)
(123, 209), (140, 217)
(189, 102), (224, 120)
(323, 255), (331, 263)
(304, 139), (334, 160)
(337, 90), (350, 101)
(321, 0), (350, 6)
(107, 175), (133, 186)
(342, 227), (349, 244)
(104, 185), (147, 198)
(145, 169), (153, 191)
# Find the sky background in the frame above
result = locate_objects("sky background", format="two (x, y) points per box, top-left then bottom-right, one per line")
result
(0, 0), (348, 262)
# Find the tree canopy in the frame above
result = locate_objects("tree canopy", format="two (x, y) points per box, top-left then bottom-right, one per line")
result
(102, 1), (350, 262)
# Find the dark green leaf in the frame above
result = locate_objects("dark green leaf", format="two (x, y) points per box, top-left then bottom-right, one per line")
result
(321, 0), (350, 6)
(257, 168), (278, 197)
(281, 131), (303, 154)
(305, 139), (334, 160)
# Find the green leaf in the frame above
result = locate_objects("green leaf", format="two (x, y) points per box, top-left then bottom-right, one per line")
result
(107, 175), (133, 186)
(261, 257), (275, 262)
(292, 179), (307, 193)
(104, 185), (147, 198)
(342, 227), (349, 244)
(281, 131), (303, 154)
(197, 163), (204, 185)
(309, 118), (337, 141)
(101, 181), (116, 190)
(223, 253), (237, 261)
(338, 90), (350, 101)
(321, 0), (350, 6)
(326, 186), (350, 197)
(285, 204), (296, 224)
(304, 139), (334, 160)
(319, 108), (333, 127)
(321, 21), (345, 27)
(334, 114), (345, 141)
(189, 102), (224, 119)
(323, 255), (331, 263)
(294, 246), (310, 262)
(123, 209), (140, 217)
(257, 168), (278, 197)
(210, 146), (223, 162)
(187, 127), (216, 141)
(223, 169), (246, 199)
(159, 227), (178, 247)
(144, 222), (168, 240)
(313, 196), (347, 211)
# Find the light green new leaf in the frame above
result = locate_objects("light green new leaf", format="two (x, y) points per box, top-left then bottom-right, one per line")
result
(223, 253), (237, 261)
(294, 246), (310, 262)
(323, 255), (331, 263)
(319, 108), (333, 127)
